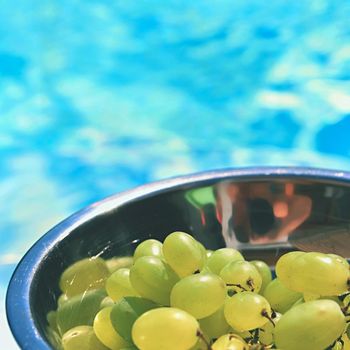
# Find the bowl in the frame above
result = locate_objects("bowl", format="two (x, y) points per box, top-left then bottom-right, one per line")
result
(6, 167), (350, 349)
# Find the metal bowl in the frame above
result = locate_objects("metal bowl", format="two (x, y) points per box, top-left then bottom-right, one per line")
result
(6, 167), (350, 349)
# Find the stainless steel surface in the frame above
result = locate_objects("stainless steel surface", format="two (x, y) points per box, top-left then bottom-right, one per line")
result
(6, 167), (350, 349)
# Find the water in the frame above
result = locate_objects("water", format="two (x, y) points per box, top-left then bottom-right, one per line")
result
(1, 0), (350, 347)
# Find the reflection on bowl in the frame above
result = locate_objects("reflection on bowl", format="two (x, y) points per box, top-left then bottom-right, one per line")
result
(6, 167), (350, 349)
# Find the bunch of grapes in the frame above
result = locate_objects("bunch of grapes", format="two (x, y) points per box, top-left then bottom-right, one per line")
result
(47, 231), (350, 350)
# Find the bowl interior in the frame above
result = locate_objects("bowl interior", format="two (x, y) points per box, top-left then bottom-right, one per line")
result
(9, 172), (350, 348)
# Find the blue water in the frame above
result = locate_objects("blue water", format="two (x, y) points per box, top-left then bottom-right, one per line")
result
(1, 1), (350, 347)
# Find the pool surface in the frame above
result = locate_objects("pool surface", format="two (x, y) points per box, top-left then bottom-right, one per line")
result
(1, 1), (350, 348)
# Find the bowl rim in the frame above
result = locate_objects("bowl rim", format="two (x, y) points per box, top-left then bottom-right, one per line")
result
(6, 166), (350, 349)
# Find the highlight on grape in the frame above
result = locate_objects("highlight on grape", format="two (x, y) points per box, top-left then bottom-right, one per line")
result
(47, 231), (350, 350)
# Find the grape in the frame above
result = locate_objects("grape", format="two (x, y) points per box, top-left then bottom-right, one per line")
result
(59, 257), (110, 297)
(328, 253), (349, 269)
(57, 289), (107, 335)
(133, 239), (163, 261)
(291, 297), (304, 308)
(61, 325), (108, 350)
(199, 306), (230, 339)
(50, 233), (350, 350)
(46, 324), (62, 350)
(341, 333), (350, 350)
(129, 256), (179, 305)
(274, 251), (305, 280)
(110, 296), (159, 343)
(93, 306), (130, 350)
(220, 260), (262, 293)
(163, 231), (205, 277)
(224, 292), (271, 331)
(47, 310), (58, 333)
(106, 257), (134, 274)
(276, 252), (350, 296)
(230, 328), (251, 340)
(250, 260), (272, 293)
(196, 241), (208, 265)
(206, 250), (213, 258)
(189, 334), (210, 350)
(170, 273), (226, 319)
(211, 334), (248, 350)
(58, 294), (69, 307)
(263, 278), (302, 313)
(106, 268), (139, 302)
(302, 292), (320, 302)
(258, 312), (281, 346)
(206, 248), (244, 275)
(131, 307), (199, 350)
(100, 296), (115, 309)
(332, 340), (343, 350)
(274, 299), (346, 350)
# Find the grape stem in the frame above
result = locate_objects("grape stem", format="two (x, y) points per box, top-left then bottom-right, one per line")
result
(246, 278), (255, 291)
(226, 283), (247, 291)
(196, 330), (212, 350)
(261, 309), (275, 327)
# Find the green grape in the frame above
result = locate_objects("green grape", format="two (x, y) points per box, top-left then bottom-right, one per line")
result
(57, 289), (107, 335)
(100, 296), (115, 309)
(211, 334), (248, 350)
(342, 294), (350, 320)
(322, 295), (343, 307)
(276, 252), (350, 296)
(274, 299), (346, 350)
(58, 294), (69, 307)
(199, 306), (230, 339)
(206, 248), (244, 275)
(250, 260), (272, 293)
(224, 292), (271, 331)
(189, 334), (210, 350)
(206, 250), (213, 258)
(347, 320), (350, 339)
(47, 310), (58, 334)
(133, 239), (163, 261)
(230, 328), (251, 341)
(163, 231), (205, 277)
(129, 256), (179, 305)
(59, 257), (110, 297)
(302, 292), (320, 302)
(93, 306), (130, 350)
(197, 241), (208, 266)
(343, 293), (350, 305)
(170, 273), (226, 319)
(274, 251), (305, 280)
(263, 278), (302, 313)
(61, 325), (108, 350)
(220, 261), (262, 293)
(328, 253), (349, 269)
(332, 340), (344, 350)
(291, 297), (304, 308)
(106, 268), (139, 302)
(46, 324), (62, 350)
(106, 257), (133, 274)
(131, 307), (200, 350)
(341, 333), (350, 350)
(200, 265), (212, 274)
(258, 312), (281, 346)
(110, 296), (159, 343)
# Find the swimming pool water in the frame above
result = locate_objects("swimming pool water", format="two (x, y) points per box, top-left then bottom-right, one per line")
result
(1, 1), (350, 347)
